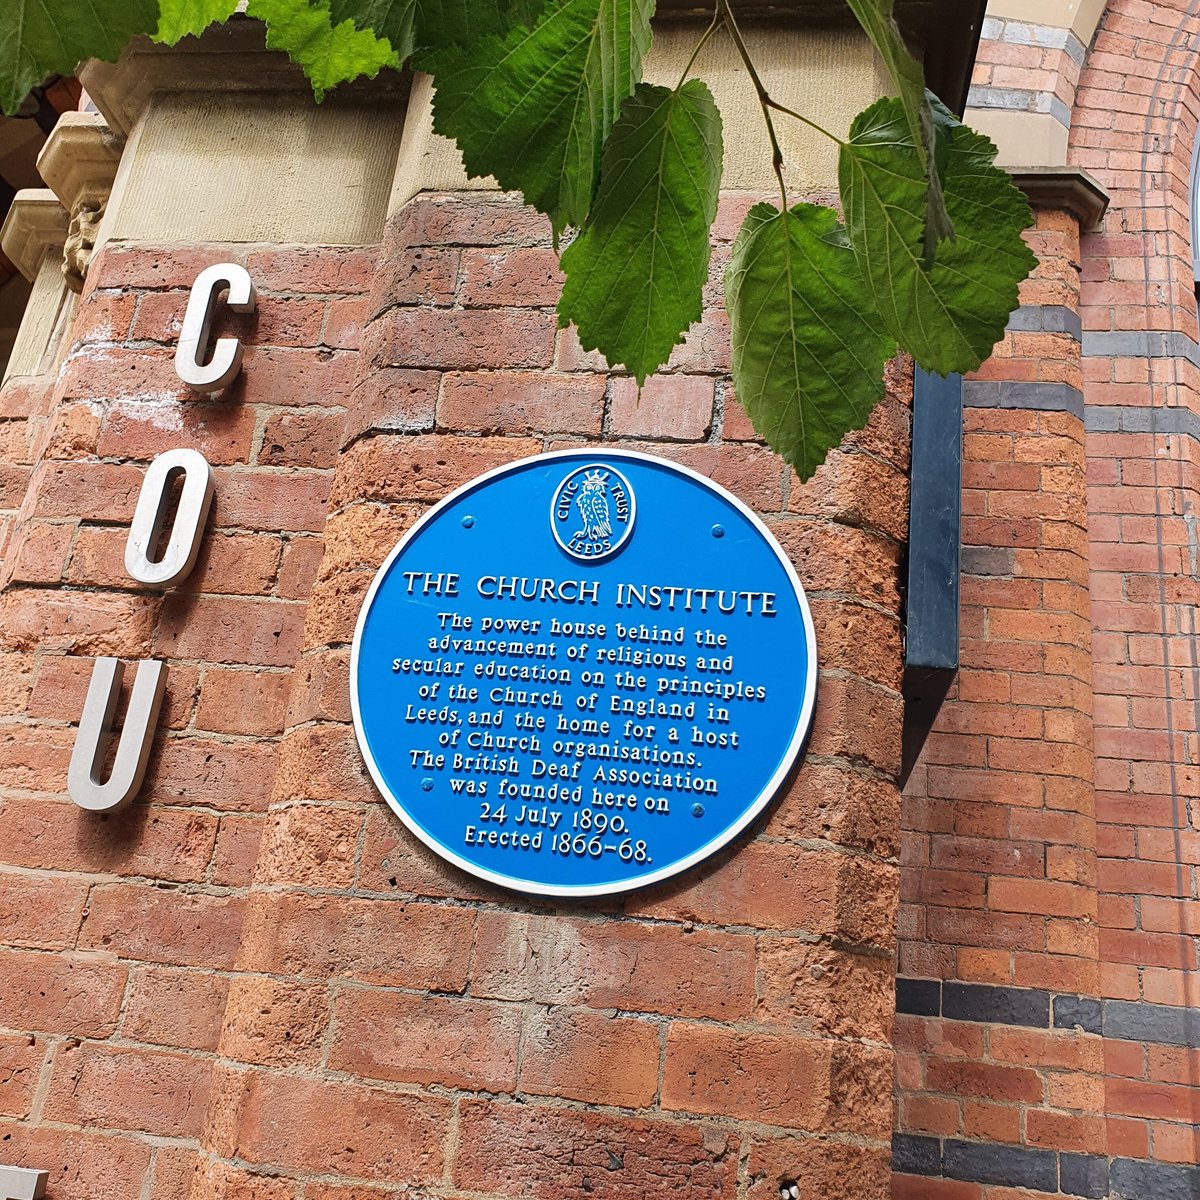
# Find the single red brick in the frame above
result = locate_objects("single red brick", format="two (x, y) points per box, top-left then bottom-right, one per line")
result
(663, 1022), (833, 1128)
(471, 910), (756, 1020)
(122, 966), (230, 1051)
(0, 872), (88, 950)
(215, 1069), (450, 1182)
(209, 813), (265, 887)
(438, 370), (605, 435)
(369, 308), (555, 371)
(369, 245), (460, 313)
(209, 466), (331, 533)
(755, 938), (894, 1041)
(330, 989), (520, 1091)
(231, 346), (358, 409)
(925, 1058), (1043, 1104)
(43, 1042), (212, 1137)
(328, 434), (542, 507)
(219, 976), (330, 1067)
(451, 1099), (739, 1199)
(143, 735), (278, 811)
(278, 534), (326, 599)
(255, 802), (363, 888)
(78, 883), (245, 967)
(459, 247), (564, 307)
(744, 1132), (890, 1200)
(258, 408), (345, 468)
(519, 1007), (660, 1107)
(0, 793), (215, 882)
(237, 891), (474, 990)
(153, 595), (305, 666)
(323, 296), (370, 350)
(196, 667), (291, 735)
(0, 1121), (153, 1200)
(29, 459), (144, 521)
(0, 948), (127, 1036)
(609, 375), (714, 440)
(343, 367), (439, 443)
(246, 245), (377, 294)
(0, 1034), (44, 1119)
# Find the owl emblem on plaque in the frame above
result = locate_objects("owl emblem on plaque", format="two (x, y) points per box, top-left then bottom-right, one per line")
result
(551, 463), (635, 562)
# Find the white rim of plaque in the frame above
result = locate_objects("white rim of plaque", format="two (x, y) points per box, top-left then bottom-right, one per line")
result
(349, 448), (818, 899)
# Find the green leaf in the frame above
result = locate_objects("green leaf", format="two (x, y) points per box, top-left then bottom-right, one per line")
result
(558, 80), (722, 385)
(155, 0), (240, 43)
(424, 0), (655, 236)
(725, 202), (895, 481)
(839, 95), (1036, 375)
(844, 0), (951, 256)
(328, 0), (547, 61)
(0, 0), (158, 115)
(245, 0), (399, 100)
(329, 0), (417, 60)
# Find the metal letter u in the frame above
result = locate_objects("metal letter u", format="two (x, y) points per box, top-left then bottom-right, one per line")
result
(67, 658), (168, 812)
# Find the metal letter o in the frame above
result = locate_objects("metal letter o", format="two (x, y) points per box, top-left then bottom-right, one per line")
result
(124, 448), (214, 587)
(174, 262), (255, 392)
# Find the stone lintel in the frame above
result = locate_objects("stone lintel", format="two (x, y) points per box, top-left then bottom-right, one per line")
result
(966, 109), (1070, 172)
(390, 26), (890, 213)
(36, 112), (124, 214)
(78, 15), (406, 137)
(1009, 166), (1110, 231)
(983, 0), (1106, 48)
(0, 190), (69, 281)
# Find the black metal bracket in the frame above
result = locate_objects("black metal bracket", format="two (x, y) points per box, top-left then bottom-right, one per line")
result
(900, 367), (962, 785)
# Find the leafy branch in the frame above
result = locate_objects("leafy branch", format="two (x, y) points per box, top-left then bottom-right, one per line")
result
(0, 0), (1035, 479)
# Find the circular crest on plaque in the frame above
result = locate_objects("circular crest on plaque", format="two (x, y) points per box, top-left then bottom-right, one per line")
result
(549, 462), (635, 562)
(351, 449), (817, 899)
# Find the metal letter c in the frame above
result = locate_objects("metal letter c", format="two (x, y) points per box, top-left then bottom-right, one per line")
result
(174, 262), (255, 392)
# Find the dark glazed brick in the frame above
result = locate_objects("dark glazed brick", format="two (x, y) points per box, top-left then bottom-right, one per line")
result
(892, 1135), (942, 1177)
(962, 380), (1085, 416)
(896, 977), (942, 1017)
(1104, 1000), (1200, 1048)
(942, 982), (1050, 1028)
(1111, 1157), (1200, 1200)
(1060, 1153), (1110, 1198)
(1054, 994), (1103, 1036)
(943, 1140), (1058, 1192)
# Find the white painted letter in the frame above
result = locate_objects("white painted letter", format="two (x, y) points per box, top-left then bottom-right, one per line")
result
(67, 658), (168, 813)
(174, 262), (255, 392)
(124, 448), (214, 587)
(0, 1165), (48, 1200)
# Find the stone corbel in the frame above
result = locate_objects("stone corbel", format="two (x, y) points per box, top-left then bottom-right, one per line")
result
(36, 112), (124, 292)
(0, 191), (71, 382)
(0, 190), (69, 283)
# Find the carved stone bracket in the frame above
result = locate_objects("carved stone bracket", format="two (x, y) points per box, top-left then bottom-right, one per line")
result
(1009, 166), (1111, 233)
(36, 112), (124, 292)
(0, 189), (69, 282)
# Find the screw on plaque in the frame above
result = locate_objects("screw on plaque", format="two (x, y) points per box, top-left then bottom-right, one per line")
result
(461, 515), (475, 528)
(692, 803), (705, 817)
(711, 524), (724, 538)
(421, 777), (434, 791)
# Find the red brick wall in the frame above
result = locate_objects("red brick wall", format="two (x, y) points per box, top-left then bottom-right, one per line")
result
(0, 190), (912, 1199)
(1078, 0), (1200, 1175)
(895, 1), (1200, 1195)
(0, 239), (369, 1197)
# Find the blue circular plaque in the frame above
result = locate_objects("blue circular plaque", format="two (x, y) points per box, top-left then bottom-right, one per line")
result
(351, 449), (817, 898)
